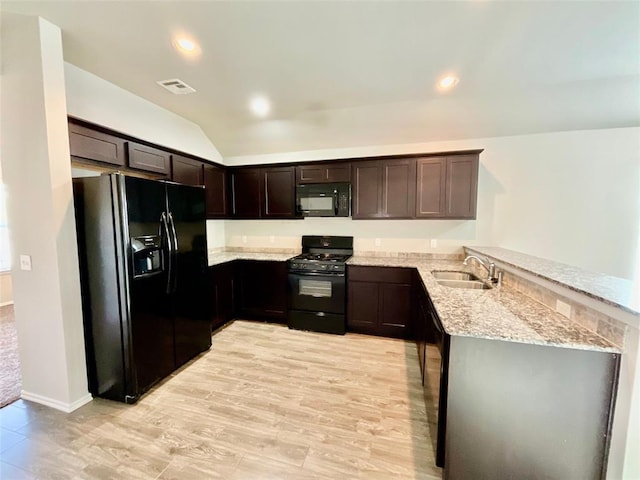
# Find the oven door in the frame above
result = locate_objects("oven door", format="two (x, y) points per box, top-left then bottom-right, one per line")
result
(288, 272), (345, 314)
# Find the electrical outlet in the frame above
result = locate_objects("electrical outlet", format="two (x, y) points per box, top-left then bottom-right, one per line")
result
(430, 239), (438, 248)
(556, 299), (571, 318)
(241, 236), (247, 244)
(374, 238), (381, 247)
(20, 254), (32, 271)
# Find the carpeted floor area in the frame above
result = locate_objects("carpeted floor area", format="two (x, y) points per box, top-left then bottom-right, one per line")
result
(0, 304), (21, 408)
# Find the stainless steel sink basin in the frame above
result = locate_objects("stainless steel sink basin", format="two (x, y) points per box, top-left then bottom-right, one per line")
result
(435, 279), (492, 290)
(431, 270), (481, 281)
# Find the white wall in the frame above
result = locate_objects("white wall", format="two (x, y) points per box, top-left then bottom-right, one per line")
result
(65, 63), (225, 165)
(226, 127), (640, 280)
(1, 14), (90, 411)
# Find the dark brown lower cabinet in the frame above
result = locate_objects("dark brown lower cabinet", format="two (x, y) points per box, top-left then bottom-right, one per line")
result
(209, 261), (236, 331)
(347, 266), (414, 338)
(445, 336), (620, 480)
(236, 260), (287, 322)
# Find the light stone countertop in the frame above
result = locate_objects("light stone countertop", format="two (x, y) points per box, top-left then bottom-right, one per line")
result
(208, 251), (295, 266)
(465, 246), (639, 316)
(348, 256), (620, 353)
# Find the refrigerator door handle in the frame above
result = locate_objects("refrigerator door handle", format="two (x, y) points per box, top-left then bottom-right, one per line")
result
(160, 212), (173, 295)
(168, 212), (179, 293)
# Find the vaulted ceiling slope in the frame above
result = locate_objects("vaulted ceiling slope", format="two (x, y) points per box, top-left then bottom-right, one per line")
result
(1, 1), (639, 158)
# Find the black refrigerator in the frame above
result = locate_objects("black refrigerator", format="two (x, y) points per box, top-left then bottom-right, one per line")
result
(73, 173), (211, 403)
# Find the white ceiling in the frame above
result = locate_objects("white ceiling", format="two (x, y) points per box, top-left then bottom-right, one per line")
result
(2, 1), (639, 158)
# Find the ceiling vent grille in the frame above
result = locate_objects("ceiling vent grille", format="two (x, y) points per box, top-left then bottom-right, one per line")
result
(156, 78), (196, 95)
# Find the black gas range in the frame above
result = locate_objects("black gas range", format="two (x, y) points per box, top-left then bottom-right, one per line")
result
(287, 236), (353, 335)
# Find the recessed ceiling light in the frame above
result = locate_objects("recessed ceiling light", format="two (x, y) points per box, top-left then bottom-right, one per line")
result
(172, 36), (201, 57)
(176, 38), (196, 52)
(438, 75), (459, 91)
(250, 96), (271, 117)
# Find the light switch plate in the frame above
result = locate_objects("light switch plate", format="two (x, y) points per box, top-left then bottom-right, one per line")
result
(20, 254), (32, 271)
(430, 239), (438, 248)
(556, 299), (571, 318)
(269, 236), (275, 244)
(374, 238), (381, 247)
(242, 236), (247, 244)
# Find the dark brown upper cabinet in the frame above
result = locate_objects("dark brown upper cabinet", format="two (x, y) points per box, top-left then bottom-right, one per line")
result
(171, 155), (204, 186)
(352, 158), (416, 219)
(127, 141), (170, 175)
(204, 164), (229, 218)
(416, 157), (447, 217)
(231, 168), (262, 218)
(231, 166), (297, 219)
(416, 154), (478, 219)
(296, 162), (351, 184)
(68, 122), (126, 167)
(263, 167), (296, 218)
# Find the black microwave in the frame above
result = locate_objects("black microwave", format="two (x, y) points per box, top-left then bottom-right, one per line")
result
(296, 183), (351, 217)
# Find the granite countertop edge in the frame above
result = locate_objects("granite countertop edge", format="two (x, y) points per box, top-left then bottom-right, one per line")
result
(464, 246), (639, 317)
(208, 252), (296, 265)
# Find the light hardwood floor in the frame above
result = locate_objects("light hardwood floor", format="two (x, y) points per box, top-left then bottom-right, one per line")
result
(0, 320), (442, 479)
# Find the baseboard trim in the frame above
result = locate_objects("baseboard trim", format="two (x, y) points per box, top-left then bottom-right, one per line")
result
(21, 391), (93, 413)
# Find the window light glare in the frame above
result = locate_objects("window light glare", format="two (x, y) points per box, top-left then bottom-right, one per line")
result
(438, 75), (459, 90)
(250, 97), (271, 117)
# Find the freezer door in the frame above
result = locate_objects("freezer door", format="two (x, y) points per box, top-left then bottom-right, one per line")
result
(124, 176), (176, 395)
(74, 175), (131, 401)
(166, 183), (211, 367)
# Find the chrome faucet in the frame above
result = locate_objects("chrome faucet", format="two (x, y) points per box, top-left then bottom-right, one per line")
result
(463, 255), (496, 280)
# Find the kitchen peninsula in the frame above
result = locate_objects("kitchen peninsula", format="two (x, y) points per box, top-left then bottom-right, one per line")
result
(206, 245), (630, 479)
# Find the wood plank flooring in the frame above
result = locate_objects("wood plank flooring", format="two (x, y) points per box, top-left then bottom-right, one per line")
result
(0, 320), (442, 479)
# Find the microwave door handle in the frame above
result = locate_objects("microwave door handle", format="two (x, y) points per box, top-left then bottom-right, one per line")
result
(333, 190), (339, 215)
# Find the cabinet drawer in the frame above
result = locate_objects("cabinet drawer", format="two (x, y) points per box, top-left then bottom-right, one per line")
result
(69, 123), (126, 166)
(127, 141), (170, 175)
(348, 265), (413, 284)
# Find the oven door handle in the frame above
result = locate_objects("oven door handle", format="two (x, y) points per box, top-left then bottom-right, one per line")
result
(288, 271), (345, 277)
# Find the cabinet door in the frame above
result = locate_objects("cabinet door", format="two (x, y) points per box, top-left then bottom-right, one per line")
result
(446, 155), (478, 219)
(210, 262), (235, 331)
(416, 157), (447, 218)
(352, 161), (381, 219)
(231, 168), (262, 218)
(347, 281), (379, 334)
(204, 164), (228, 218)
(237, 261), (287, 321)
(69, 123), (126, 166)
(381, 159), (416, 218)
(326, 162), (351, 182)
(172, 155), (203, 186)
(263, 167), (296, 218)
(127, 142), (170, 175)
(296, 165), (326, 183)
(379, 282), (413, 338)
(296, 162), (351, 184)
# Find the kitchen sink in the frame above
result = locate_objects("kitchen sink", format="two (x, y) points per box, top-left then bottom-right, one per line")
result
(431, 270), (481, 281)
(435, 279), (492, 290)
(431, 271), (492, 290)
